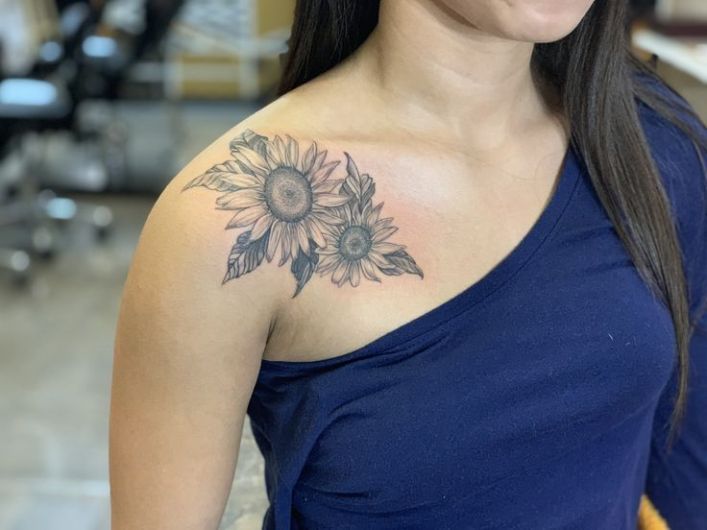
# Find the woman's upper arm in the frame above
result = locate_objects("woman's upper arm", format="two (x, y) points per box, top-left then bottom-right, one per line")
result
(109, 153), (283, 530)
(642, 92), (707, 528)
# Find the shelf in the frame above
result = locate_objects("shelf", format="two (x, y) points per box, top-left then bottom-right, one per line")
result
(632, 28), (707, 84)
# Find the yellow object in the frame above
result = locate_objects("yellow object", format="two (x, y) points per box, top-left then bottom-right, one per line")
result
(637, 494), (669, 530)
(166, 0), (296, 100)
(169, 53), (283, 100)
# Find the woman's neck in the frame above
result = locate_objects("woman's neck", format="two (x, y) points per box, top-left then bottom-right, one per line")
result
(348, 0), (558, 148)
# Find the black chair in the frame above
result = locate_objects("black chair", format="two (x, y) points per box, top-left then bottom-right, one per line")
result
(31, 1), (100, 78)
(0, 77), (73, 280)
(0, 0), (187, 282)
(0, 0), (108, 282)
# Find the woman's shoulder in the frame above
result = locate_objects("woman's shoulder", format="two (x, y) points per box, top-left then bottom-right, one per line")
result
(154, 85), (367, 308)
(169, 75), (363, 198)
(138, 99), (326, 315)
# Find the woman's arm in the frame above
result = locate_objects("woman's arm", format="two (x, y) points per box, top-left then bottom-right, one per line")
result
(646, 271), (707, 529)
(641, 85), (707, 529)
(109, 145), (284, 530)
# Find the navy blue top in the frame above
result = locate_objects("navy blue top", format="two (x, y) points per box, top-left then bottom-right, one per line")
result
(246, 76), (707, 529)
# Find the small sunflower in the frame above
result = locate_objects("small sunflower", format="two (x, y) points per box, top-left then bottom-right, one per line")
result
(216, 133), (351, 265)
(317, 153), (424, 287)
(318, 201), (403, 286)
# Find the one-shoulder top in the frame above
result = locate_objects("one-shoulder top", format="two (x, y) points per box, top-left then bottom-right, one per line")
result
(245, 75), (707, 529)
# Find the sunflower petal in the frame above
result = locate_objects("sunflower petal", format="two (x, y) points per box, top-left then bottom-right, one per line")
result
(367, 250), (390, 269)
(332, 261), (348, 284)
(309, 215), (336, 239)
(211, 172), (262, 191)
(372, 225), (398, 243)
(318, 253), (339, 269)
(186, 165), (262, 192)
(278, 225), (292, 266)
(301, 142), (317, 173)
(375, 217), (395, 230)
(232, 147), (270, 177)
(215, 191), (238, 209)
(265, 149), (280, 169)
(250, 213), (273, 239)
(311, 160), (340, 186)
(316, 193), (351, 207)
(267, 221), (283, 262)
(273, 136), (288, 165)
(226, 205), (268, 228)
(338, 263), (352, 287)
(367, 202), (384, 225)
(318, 246), (338, 257)
(296, 223), (310, 254)
(350, 263), (360, 287)
(322, 232), (339, 246)
(373, 241), (405, 254)
(361, 258), (381, 282)
(290, 227), (300, 258)
(349, 204), (362, 224)
(313, 178), (344, 194)
(285, 135), (299, 168)
(216, 188), (264, 209)
(318, 266), (335, 276)
(311, 149), (327, 172)
(306, 220), (327, 248)
(313, 210), (348, 225)
(318, 259), (339, 275)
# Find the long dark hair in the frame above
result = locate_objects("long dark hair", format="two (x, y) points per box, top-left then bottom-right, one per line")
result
(278, 0), (707, 446)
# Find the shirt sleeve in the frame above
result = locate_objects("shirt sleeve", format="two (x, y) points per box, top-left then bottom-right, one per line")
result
(638, 74), (707, 530)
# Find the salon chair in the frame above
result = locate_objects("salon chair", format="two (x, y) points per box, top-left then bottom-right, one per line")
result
(0, 0), (111, 282)
(0, 77), (73, 281)
(30, 1), (100, 78)
(0, 0), (186, 282)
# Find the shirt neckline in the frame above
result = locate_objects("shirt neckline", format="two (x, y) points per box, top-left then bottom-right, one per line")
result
(260, 141), (583, 372)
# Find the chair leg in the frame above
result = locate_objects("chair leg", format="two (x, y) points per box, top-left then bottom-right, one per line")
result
(38, 190), (114, 239)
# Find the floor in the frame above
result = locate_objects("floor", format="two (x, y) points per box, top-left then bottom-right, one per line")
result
(0, 195), (270, 530)
(0, 102), (269, 530)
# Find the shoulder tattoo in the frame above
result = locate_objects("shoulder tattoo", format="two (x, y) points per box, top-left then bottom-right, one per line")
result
(182, 129), (424, 297)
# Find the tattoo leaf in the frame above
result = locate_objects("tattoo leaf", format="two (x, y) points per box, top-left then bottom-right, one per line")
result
(341, 153), (375, 213)
(223, 230), (269, 283)
(230, 128), (268, 160)
(291, 244), (320, 297)
(182, 161), (245, 192)
(378, 249), (424, 279)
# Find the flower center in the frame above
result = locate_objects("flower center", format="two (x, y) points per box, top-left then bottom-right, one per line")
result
(338, 225), (372, 261)
(264, 167), (313, 222)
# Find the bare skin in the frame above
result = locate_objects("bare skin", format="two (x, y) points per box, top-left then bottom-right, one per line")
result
(110, 0), (594, 528)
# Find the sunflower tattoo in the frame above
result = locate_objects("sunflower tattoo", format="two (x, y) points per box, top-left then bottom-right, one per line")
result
(182, 129), (423, 296)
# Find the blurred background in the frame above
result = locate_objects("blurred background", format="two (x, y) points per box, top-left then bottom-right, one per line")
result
(0, 0), (705, 529)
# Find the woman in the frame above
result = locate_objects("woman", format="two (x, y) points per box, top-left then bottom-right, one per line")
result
(109, 1), (707, 528)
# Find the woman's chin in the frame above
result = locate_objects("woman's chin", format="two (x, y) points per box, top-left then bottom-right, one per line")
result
(443, 0), (596, 43)
(499, 0), (596, 42)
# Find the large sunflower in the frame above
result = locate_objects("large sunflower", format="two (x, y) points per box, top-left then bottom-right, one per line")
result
(219, 133), (351, 265)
